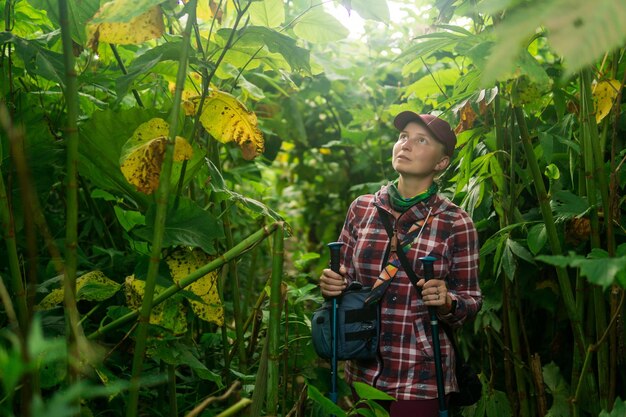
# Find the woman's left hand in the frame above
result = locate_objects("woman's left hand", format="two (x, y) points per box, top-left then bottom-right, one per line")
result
(416, 278), (452, 313)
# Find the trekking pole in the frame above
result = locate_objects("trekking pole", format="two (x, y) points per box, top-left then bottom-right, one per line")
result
(420, 256), (449, 417)
(327, 242), (344, 407)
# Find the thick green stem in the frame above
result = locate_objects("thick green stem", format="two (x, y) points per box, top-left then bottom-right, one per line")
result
(514, 106), (586, 355)
(59, 0), (90, 398)
(221, 201), (247, 371)
(168, 364), (178, 417)
(580, 69), (609, 411)
(126, 4), (196, 416)
(87, 222), (279, 340)
(505, 277), (531, 417)
(266, 224), (285, 414)
(214, 399), (252, 417)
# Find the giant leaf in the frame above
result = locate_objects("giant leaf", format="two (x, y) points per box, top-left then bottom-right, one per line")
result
(482, 0), (626, 83)
(119, 118), (193, 194)
(149, 340), (222, 384)
(89, 0), (163, 23)
(293, 8), (349, 43)
(198, 90), (264, 160)
(165, 248), (224, 326)
(133, 197), (224, 254)
(550, 190), (590, 222)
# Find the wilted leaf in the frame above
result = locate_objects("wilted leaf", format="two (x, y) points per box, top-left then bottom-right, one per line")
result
(165, 248), (224, 326)
(124, 275), (187, 334)
(87, 4), (164, 49)
(120, 118), (193, 194)
(592, 79), (621, 123)
(198, 91), (264, 160)
(38, 271), (121, 310)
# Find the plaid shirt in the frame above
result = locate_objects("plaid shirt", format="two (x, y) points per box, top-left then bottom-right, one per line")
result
(339, 184), (481, 400)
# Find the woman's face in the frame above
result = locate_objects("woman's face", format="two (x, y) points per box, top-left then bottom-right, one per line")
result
(392, 121), (449, 178)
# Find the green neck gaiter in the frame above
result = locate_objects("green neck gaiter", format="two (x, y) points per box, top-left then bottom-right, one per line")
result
(388, 181), (438, 212)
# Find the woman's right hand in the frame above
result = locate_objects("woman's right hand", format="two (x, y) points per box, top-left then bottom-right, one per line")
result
(319, 266), (347, 298)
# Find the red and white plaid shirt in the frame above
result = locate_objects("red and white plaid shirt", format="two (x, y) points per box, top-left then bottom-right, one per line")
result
(339, 184), (481, 400)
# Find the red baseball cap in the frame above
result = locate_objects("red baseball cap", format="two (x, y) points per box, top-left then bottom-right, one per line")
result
(393, 112), (457, 157)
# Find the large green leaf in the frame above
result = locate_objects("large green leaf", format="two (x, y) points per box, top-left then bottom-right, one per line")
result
(482, 0), (626, 83)
(352, 381), (395, 401)
(550, 190), (590, 222)
(133, 197), (224, 254)
(599, 398), (626, 417)
(149, 340), (222, 385)
(536, 250), (626, 289)
(0, 32), (65, 85)
(240, 26), (311, 73)
(293, 8), (349, 43)
(28, 0), (100, 44)
(349, 0), (390, 23)
(306, 384), (347, 417)
(248, 0), (285, 28)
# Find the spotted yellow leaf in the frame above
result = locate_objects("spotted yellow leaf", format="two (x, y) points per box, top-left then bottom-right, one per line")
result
(198, 91), (264, 160)
(38, 271), (121, 310)
(592, 79), (621, 124)
(165, 248), (224, 326)
(125, 275), (187, 334)
(87, 3), (164, 49)
(120, 118), (193, 194)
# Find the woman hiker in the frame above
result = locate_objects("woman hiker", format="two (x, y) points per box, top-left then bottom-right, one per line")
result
(319, 111), (482, 416)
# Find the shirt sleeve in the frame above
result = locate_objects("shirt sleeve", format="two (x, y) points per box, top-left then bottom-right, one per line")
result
(337, 197), (360, 284)
(438, 211), (482, 327)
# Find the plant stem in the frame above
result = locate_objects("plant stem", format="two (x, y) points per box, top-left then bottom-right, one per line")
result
(266, 224), (285, 414)
(87, 222), (279, 340)
(168, 364), (178, 417)
(514, 106), (586, 354)
(126, 3), (196, 416)
(0, 107), (28, 333)
(214, 399), (252, 417)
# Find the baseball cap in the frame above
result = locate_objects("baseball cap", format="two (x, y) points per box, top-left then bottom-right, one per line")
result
(393, 112), (457, 157)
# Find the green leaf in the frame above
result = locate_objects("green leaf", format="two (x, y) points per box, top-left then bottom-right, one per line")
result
(536, 252), (626, 289)
(306, 384), (347, 417)
(527, 223), (547, 255)
(134, 197), (224, 254)
(349, 0), (390, 23)
(29, 0), (100, 44)
(353, 381), (396, 401)
(599, 398), (626, 417)
(543, 362), (570, 417)
(1, 33), (65, 85)
(550, 190), (590, 221)
(293, 8), (349, 43)
(485, 389), (514, 417)
(248, 0), (285, 27)
(149, 340), (223, 386)
(241, 26), (311, 73)
(507, 239), (535, 265)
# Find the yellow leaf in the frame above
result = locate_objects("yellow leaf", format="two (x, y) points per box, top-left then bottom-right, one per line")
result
(87, 4), (164, 49)
(165, 248), (224, 326)
(198, 91), (265, 160)
(38, 271), (120, 310)
(592, 79), (621, 124)
(120, 118), (193, 194)
(124, 275), (188, 334)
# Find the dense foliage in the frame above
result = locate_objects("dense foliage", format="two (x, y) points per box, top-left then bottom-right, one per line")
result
(1, 1), (626, 416)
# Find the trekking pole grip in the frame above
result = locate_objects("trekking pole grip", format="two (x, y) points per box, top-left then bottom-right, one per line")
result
(328, 242), (343, 274)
